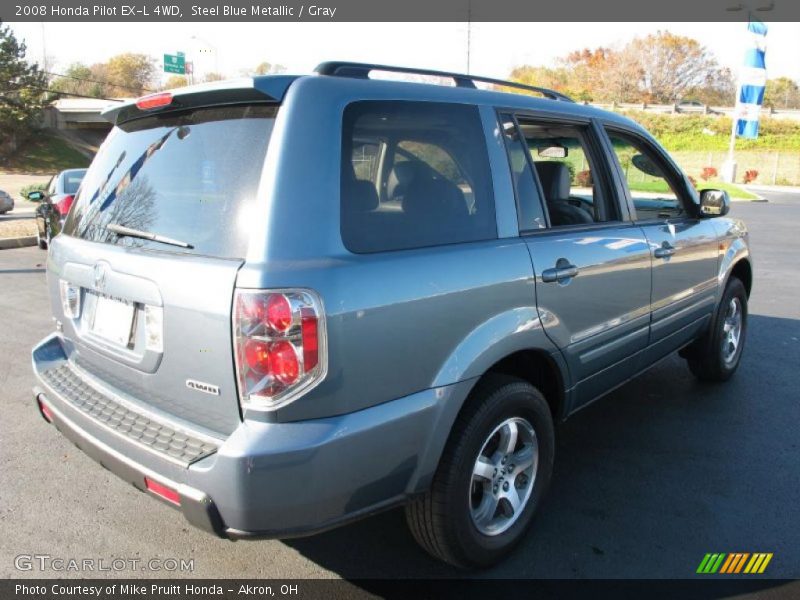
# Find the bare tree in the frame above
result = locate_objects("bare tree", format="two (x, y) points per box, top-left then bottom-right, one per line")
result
(620, 31), (729, 103)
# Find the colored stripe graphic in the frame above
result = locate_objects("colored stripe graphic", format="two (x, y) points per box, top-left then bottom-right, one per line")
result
(720, 553), (750, 573)
(699, 553), (773, 574)
(744, 553), (774, 574)
(697, 553), (726, 574)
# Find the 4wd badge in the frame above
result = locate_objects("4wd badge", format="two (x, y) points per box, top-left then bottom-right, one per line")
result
(186, 379), (220, 396)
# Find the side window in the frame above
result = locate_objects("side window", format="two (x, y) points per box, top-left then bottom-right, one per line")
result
(499, 113), (546, 231)
(605, 131), (686, 221)
(341, 101), (496, 253)
(47, 176), (57, 195)
(516, 119), (616, 227)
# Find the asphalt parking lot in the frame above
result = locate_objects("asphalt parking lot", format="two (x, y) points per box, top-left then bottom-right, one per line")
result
(1, 192), (798, 581)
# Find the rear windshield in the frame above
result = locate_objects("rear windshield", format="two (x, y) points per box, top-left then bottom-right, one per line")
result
(63, 104), (277, 259)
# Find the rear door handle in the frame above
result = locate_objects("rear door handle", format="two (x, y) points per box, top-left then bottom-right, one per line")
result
(541, 263), (579, 283)
(654, 243), (676, 259)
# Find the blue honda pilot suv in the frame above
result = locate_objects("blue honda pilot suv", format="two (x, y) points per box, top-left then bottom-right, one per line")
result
(32, 62), (752, 568)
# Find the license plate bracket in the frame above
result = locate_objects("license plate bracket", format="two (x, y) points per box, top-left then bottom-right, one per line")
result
(91, 294), (136, 347)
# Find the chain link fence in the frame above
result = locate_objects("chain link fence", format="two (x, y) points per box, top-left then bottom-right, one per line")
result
(667, 150), (800, 186)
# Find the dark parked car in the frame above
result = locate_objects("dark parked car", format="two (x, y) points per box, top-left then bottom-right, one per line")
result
(0, 189), (13, 214)
(32, 63), (751, 568)
(30, 168), (86, 249)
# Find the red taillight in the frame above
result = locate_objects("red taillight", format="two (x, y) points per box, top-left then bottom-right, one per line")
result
(269, 340), (300, 385)
(244, 339), (271, 375)
(234, 290), (326, 410)
(266, 294), (292, 333)
(136, 92), (173, 110)
(301, 308), (319, 371)
(56, 195), (74, 216)
(144, 477), (181, 506)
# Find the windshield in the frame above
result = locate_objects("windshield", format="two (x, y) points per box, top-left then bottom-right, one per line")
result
(63, 104), (277, 258)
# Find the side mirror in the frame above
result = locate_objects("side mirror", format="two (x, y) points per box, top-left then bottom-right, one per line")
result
(27, 191), (45, 202)
(699, 189), (730, 217)
(631, 154), (662, 177)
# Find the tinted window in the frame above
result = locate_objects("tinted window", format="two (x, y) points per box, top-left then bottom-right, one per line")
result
(517, 119), (617, 227)
(605, 130), (686, 221)
(499, 114), (546, 231)
(64, 105), (277, 258)
(341, 101), (496, 253)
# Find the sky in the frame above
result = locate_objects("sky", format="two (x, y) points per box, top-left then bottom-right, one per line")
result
(7, 21), (800, 88)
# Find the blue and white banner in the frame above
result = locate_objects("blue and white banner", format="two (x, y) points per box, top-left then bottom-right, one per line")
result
(734, 20), (768, 139)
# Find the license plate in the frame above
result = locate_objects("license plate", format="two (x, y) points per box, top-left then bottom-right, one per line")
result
(91, 295), (135, 347)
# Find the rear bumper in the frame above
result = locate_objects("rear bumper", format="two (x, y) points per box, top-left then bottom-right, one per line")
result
(33, 387), (225, 536)
(32, 334), (472, 539)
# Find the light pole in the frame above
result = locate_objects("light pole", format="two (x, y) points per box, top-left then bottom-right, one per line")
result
(466, 0), (472, 74)
(191, 35), (219, 78)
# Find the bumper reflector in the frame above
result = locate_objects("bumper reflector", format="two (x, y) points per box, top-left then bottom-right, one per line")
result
(38, 398), (53, 423)
(144, 477), (181, 506)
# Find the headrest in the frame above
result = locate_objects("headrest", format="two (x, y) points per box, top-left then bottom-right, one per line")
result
(344, 180), (379, 213)
(402, 177), (467, 220)
(534, 161), (571, 202)
(393, 160), (427, 185)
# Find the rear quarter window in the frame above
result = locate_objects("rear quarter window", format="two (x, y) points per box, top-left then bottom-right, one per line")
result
(341, 101), (496, 254)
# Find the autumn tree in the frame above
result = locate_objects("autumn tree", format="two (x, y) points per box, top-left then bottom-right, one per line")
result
(51, 54), (156, 98)
(507, 65), (570, 97)
(0, 22), (49, 157)
(764, 77), (800, 109)
(163, 75), (189, 89)
(510, 32), (733, 104)
(50, 62), (105, 97)
(619, 31), (731, 103)
(103, 53), (157, 96)
(252, 61), (286, 75)
(560, 47), (611, 100)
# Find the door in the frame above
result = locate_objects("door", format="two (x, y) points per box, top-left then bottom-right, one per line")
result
(499, 114), (653, 410)
(602, 127), (719, 360)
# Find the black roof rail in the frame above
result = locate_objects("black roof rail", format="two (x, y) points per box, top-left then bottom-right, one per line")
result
(314, 62), (574, 103)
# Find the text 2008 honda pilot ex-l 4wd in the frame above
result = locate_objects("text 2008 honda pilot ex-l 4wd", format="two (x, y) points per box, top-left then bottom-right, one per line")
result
(32, 62), (752, 568)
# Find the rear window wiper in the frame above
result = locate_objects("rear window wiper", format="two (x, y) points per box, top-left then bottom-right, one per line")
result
(106, 223), (194, 249)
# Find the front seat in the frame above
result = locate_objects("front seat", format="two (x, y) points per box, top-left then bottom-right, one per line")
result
(534, 162), (594, 226)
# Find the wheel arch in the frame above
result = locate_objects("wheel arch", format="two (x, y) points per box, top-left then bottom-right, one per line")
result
(409, 341), (569, 496)
(729, 258), (752, 298)
(717, 233), (752, 299)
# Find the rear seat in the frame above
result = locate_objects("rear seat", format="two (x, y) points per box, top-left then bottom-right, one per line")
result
(342, 172), (469, 252)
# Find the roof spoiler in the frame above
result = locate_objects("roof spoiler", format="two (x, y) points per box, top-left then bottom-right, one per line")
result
(102, 75), (299, 125)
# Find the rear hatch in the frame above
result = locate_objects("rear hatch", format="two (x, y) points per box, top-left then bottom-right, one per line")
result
(50, 91), (281, 436)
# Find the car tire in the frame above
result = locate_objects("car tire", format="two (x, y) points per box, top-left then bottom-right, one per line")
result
(405, 374), (554, 568)
(686, 277), (748, 382)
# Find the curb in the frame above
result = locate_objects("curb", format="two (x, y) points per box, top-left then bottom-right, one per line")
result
(0, 236), (37, 250)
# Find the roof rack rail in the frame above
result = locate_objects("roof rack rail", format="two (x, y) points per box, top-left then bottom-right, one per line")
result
(314, 62), (574, 103)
